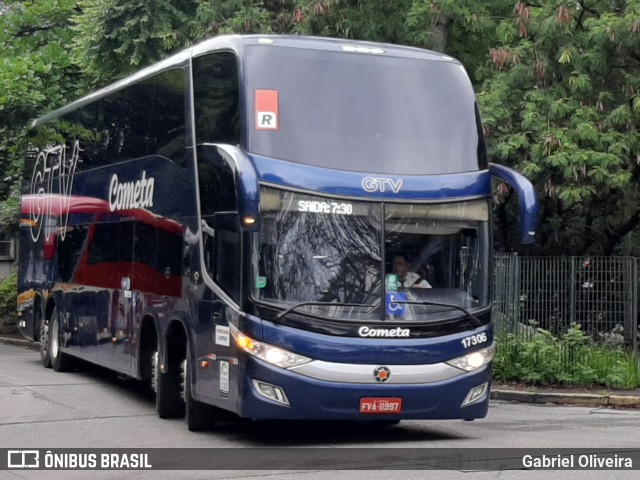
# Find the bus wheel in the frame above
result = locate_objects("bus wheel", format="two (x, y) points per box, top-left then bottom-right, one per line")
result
(50, 307), (73, 372)
(154, 349), (185, 418)
(39, 313), (51, 369)
(182, 351), (217, 431)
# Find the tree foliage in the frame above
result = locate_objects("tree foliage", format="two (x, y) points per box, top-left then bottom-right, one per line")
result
(1, 0), (639, 256)
(72, 0), (200, 81)
(0, 0), (87, 237)
(479, 1), (640, 255)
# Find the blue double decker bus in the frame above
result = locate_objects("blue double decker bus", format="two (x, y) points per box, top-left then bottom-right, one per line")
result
(17, 35), (538, 430)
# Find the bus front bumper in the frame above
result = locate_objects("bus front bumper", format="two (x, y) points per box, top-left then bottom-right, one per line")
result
(238, 357), (492, 421)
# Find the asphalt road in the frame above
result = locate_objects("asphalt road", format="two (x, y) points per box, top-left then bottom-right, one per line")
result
(1, 341), (639, 479)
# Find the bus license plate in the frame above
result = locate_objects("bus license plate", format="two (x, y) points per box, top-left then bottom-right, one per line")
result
(359, 397), (402, 414)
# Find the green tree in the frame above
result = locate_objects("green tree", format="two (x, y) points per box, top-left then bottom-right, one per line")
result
(286, 0), (505, 81)
(8, 0), (639, 258)
(72, 0), (200, 81)
(192, 0), (298, 38)
(479, 1), (640, 255)
(0, 0), (87, 238)
(69, 1), (505, 87)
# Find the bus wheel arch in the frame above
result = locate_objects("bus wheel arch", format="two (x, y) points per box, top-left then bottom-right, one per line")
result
(36, 296), (51, 368)
(138, 315), (158, 383)
(182, 343), (217, 431)
(33, 295), (43, 341)
(155, 318), (186, 419)
(49, 304), (73, 372)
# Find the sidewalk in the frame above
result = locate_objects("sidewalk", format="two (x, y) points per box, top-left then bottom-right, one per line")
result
(491, 383), (640, 409)
(0, 331), (33, 348)
(1, 332), (639, 409)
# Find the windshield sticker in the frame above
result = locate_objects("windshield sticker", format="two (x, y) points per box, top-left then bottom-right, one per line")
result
(255, 276), (267, 289)
(385, 292), (407, 316)
(386, 274), (399, 292)
(255, 89), (279, 130)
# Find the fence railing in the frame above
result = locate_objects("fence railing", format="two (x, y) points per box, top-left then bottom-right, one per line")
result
(493, 254), (639, 355)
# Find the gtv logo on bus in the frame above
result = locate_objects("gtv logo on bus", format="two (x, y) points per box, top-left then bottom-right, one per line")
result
(361, 177), (403, 193)
(28, 141), (81, 243)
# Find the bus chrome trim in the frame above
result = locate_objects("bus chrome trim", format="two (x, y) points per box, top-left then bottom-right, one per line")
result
(287, 359), (474, 384)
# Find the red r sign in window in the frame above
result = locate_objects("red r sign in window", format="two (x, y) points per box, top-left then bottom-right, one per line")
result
(255, 90), (279, 130)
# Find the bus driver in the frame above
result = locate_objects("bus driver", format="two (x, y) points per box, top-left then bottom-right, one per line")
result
(392, 254), (432, 289)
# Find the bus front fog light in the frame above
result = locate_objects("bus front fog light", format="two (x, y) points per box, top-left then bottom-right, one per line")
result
(253, 380), (290, 406)
(462, 382), (488, 407)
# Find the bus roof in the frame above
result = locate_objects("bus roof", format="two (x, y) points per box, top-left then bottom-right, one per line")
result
(31, 34), (459, 128)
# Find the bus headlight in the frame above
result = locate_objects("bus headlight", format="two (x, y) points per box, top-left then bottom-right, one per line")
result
(231, 325), (311, 368)
(446, 343), (495, 372)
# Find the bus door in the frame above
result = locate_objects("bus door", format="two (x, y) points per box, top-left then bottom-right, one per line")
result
(199, 212), (241, 406)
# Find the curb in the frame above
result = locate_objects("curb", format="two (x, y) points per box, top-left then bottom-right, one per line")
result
(491, 389), (640, 409)
(0, 336), (38, 350)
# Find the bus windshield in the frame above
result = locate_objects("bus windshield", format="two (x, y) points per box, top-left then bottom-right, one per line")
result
(245, 44), (486, 174)
(253, 187), (490, 322)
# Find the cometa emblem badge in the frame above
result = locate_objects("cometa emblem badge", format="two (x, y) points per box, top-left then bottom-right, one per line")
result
(373, 366), (391, 383)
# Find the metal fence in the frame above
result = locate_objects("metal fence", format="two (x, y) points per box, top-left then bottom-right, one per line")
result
(493, 254), (639, 354)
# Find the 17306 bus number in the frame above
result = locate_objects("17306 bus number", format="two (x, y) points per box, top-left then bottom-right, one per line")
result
(461, 332), (488, 349)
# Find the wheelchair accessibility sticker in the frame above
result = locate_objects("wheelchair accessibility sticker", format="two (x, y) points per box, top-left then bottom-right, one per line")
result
(385, 292), (406, 316)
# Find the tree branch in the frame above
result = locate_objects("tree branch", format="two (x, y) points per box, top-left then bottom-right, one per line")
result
(16, 23), (67, 37)
(577, 0), (600, 18)
(605, 208), (640, 255)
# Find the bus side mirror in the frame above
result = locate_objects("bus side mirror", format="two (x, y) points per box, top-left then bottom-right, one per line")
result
(213, 144), (260, 231)
(489, 163), (539, 244)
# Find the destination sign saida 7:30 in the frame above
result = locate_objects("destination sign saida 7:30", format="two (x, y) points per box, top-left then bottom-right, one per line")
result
(297, 200), (353, 215)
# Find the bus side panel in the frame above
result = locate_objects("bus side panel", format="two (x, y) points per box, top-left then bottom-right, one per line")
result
(191, 299), (243, 412)
(19, 62), (197, 381)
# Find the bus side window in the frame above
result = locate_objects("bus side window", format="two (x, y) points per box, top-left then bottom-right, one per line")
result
(193, 51), (241, 301)
(57, 225), (89, 282)
(197, 148), (239, 302)
(86, 221), (135, 288)
(192, 52), (240, 145)
(149, 68), (187, 167)
(213, 214), (241, 302)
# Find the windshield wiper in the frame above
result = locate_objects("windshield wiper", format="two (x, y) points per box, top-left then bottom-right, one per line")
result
(275, 301), (375, 321)
(395, 300), (483, 327)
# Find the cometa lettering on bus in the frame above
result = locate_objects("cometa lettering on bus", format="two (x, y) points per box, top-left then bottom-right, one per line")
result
(108, 171), (155, 212)
(358, 326), (410, 338)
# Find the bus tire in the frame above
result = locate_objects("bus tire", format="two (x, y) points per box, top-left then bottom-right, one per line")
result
(50, 307), (73, 372)
(154, 350), (185, 418)
(39, 310), (51, 368)
(182, 351), (217, 432)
